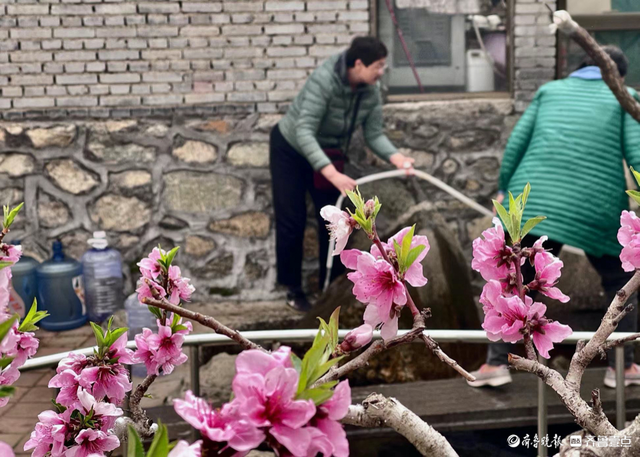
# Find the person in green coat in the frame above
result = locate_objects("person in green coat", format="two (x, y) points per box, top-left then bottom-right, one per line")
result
(270, 36), (414, 311)
(468, 46), (640, 389)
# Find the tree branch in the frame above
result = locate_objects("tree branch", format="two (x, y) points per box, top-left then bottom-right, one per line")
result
(129, 374), (157, 437)
(343, 393), (458, 457)
(510, 354), (617, 437)
(566, 271), (640, 391)
(553, 10), (640, 123)
(419, 333), (475, 382)
(142, 296), (263, 351)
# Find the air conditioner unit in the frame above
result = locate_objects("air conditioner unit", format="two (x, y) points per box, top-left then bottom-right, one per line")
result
(378, 7), (466, 92)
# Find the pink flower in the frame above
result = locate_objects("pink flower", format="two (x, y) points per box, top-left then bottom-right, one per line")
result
(619, 211), (640, 272)
(0, 243), (21, 264)
(528, 237), (569, 303)
(371, 227), (430, 287)
(79, 362), (132, 406)
(340, 324), (373, 352)
(136, 278), (167, 304)
(320, 206), (356, 256)
(49, 353), (89, 408)
(168, 440), (202, 457)
(167, 265), (195, 305)
(481, 285), (572, 358)
(134, 328), (160, 376)
(0, 268), (11, 320)
(24, 409), (70, 457)
(472, 218), (513, 282)
(136, 315), (192, 376)
(233, 366), (316, 456)
(0, 321), (19, 356)
(174, 391), (263, 453)
(107, 333), (135, 365)
(527, 302), (573, 359)
(341, 250), (407, 310)
(67, 428), (120, 457)
(307, 380), (351, 457)
(137, 247), (164, 280)
(77, 387), (123, 430)
(0, 440), (14, 457)
(235, 346), (292, 377)
(11, 331), (39, 368)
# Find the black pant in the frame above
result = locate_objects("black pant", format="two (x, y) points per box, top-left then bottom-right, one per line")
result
(487, 235), (638, 368)
(270, 125), (346, 290)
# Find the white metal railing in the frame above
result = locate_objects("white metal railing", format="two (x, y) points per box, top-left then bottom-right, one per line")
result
(18, 328), (638, 457)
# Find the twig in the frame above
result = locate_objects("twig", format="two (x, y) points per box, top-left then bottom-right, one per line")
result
(566, 271), (640, 390)
(601, 332), (640, 353)
(142, 296), (263, 351)
(129, 374), (157, 437)
(343, 393), (458, 457)
(591, 389), (603, 418)
(419, 333), (475, 382)
(553, 10), (640, 123)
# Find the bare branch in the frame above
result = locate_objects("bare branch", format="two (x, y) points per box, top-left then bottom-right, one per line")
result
(591, 389), (603, 418)
(344, 393), (458, 457)
(554, 10), (640, 123)
(510, 355), (617, 437)
(566, 271), (640, 391)
(419, 333), (475, 382)
(129, 374), (158, 437)
(142, 296), (263, 351)
(601, 332), (640, 353)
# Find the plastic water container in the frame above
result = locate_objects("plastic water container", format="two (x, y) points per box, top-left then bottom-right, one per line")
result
(466, 49), (495, 92)
(8, 243), (38, 318)
(82, 231), (124, 324)
(37, 241), (87, 331)
(125, 293), (158, 377)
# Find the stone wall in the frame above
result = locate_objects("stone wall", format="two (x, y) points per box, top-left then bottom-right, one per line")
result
(0, 98), (514, 300)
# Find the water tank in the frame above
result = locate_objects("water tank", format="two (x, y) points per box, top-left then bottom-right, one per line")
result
(466, 49), (495, 92)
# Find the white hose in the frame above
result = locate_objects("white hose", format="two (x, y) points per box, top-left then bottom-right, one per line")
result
(322, 169), (493, 291)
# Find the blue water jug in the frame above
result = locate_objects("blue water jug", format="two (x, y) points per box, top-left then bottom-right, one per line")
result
(37, 240), (87, 331)
(8, 242), (38, 318)
(82, 231), (124, 323)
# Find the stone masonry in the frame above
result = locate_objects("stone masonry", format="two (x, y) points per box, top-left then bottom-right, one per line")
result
(0, 98), (514, 299)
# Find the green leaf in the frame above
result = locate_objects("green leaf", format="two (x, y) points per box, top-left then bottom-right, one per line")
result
(3, 202), (24, 229)
(510, 213), (520, 242)
(298, 336), (328, 394)
(107, 328), (128, 348)
(164, 246), (180, 268)
(127, 425), (145, 457)
(51, 399), (67, 413)
(0, 261), (14, 271)
(147, 421), (169, 457)
(520, 216), (547, 239)
(291, 353), (302, 374)
(0, 386), (15, 398)
(345, 188), (364, 210)
(149, 306), (163, 320)
(493, 201), (511, 236)
(19, 300), (49, 332)
(308, 356), (343, 385)
(627, 189), (640, 206)
(90, 322), (106, 349)
(405, 245), (426, 270)
(0, 356), (14, 370)
(0, 315), (18, 343)
(328, 306), (340, 349)
(172, 325), (189, 333)
(631, 167), (640, 187)
(522, 182), (531, 207)
(297, 387), (335, 406)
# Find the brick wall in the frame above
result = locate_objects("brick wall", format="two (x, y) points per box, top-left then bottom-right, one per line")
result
(513, 0), (557, 112)
(0, 0), (369, 114)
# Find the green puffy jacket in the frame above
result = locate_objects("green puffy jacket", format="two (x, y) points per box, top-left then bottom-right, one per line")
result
(278, 52), (397, 171)
(499, 75), (640, 257)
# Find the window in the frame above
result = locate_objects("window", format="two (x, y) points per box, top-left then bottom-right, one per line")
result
(557, 0), (640, 88)
(376, 0), (509, 97)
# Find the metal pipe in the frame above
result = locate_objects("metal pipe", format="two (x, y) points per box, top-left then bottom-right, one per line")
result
(323, 169), (493, 291)
(19, 329), (640, 372)
(190, 345), (200, 398)
(616, 345), (626, 428)
(537, 355), (548, 457)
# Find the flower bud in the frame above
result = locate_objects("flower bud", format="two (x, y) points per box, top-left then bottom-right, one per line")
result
(363, 199), (376, 219)
(339, 324), (373, 353)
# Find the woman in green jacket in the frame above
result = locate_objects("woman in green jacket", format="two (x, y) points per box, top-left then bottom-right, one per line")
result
(468, 46), (640, 389)
(270, 37), (414, 311)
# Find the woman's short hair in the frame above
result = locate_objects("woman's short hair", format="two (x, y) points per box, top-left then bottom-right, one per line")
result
(346, 36), (388, 68)
(578, 45), (629, 77)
